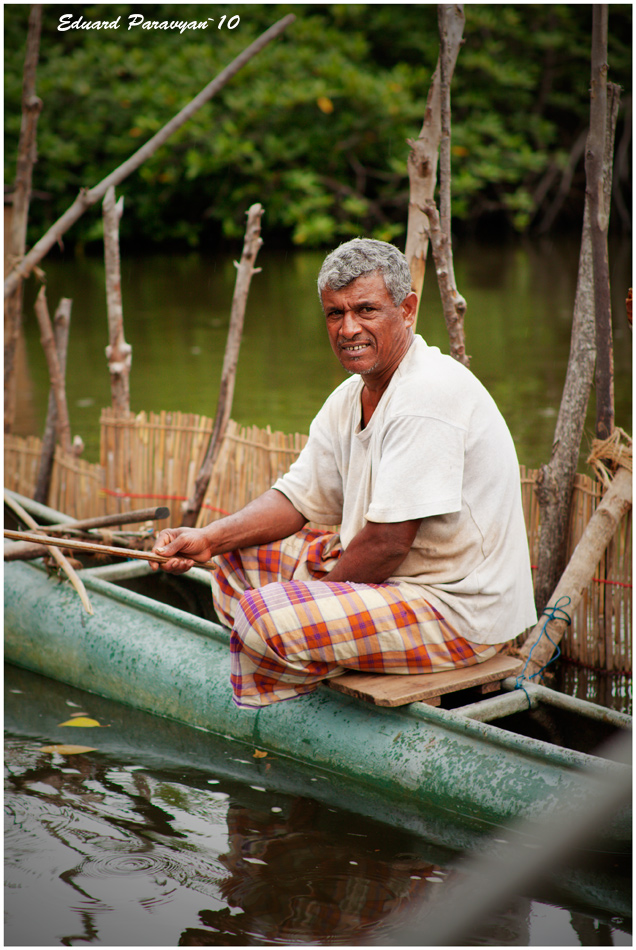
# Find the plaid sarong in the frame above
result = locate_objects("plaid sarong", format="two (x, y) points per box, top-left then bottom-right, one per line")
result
(211, 529), (497, 708)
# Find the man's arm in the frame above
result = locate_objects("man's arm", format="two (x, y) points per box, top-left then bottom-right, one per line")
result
(326, 518), (422, 585)
(151, 488), (307, 574)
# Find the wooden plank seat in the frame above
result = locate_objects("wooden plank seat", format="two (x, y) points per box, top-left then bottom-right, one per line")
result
(327, 654), (524, 707)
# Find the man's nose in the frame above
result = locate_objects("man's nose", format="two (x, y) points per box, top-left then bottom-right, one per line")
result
(340, 310), (361, 336)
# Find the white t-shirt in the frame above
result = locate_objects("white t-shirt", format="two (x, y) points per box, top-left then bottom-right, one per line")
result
(273, 335), (537, 644)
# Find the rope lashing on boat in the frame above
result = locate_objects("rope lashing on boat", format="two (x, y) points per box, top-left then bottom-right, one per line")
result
(513, 596), (572, 706)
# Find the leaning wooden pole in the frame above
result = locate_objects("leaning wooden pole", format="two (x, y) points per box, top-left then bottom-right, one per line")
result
(180, 203), (264, 528)
(4, 4), (43, 433)
(103, 186), (131, 412)
(4, 14), (295, 301)
(519, 463), (631, 680)
(586, 4), (614, 441)
(4, 492), (93, 615)
(404, 3), (464, 327)
(33, 297), (72, 503)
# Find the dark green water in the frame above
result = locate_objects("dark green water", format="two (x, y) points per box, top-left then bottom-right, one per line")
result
(4, 665), (631, 947)
(15, 236), (632, 467)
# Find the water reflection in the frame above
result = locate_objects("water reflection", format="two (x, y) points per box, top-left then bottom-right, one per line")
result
(4, 667), (631, 947)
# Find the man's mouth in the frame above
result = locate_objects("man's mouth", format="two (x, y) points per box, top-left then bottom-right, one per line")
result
(340, 342), (371, 353)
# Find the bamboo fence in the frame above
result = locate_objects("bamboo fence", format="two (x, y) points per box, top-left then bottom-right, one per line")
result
(5, 423), (631, 672)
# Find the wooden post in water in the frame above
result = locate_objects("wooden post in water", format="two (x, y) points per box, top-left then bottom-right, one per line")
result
(33, 286), (74, 457)
(33, 296), (72, 503)
(404, 4), (464, 328)
(4, 4), (42, 434)
(533, 53), (621, 615)
(103, 186), (131, 412)
(180, 203), (264, 528)
(586, 4), (614, 441)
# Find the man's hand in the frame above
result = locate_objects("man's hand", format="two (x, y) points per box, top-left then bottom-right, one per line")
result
(150, 527), (214, 574)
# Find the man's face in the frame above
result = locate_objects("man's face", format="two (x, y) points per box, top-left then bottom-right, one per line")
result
(321, 271), (417, 387)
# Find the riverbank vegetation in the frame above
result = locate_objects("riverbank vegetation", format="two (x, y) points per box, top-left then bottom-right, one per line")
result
(4, 3), (632, 251)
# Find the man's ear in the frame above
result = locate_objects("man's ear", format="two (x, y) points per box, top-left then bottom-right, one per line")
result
(401, 292), (418, 328)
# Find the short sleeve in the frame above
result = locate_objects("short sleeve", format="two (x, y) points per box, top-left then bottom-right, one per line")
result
(366, 414), (465, 522)
(273, 415), (344, 525)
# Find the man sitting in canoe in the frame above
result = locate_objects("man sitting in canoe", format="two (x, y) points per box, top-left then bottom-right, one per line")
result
(151, 238), (537, 708)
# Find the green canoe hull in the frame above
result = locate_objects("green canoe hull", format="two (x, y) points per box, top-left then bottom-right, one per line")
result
(4, 557), (631, 847)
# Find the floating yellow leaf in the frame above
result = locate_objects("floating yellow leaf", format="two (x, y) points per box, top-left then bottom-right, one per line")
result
(317, 96), (334, 114)
(253, 749), (268, 758)
(58, 717), (105, 728)
(40, 745), (97, 755)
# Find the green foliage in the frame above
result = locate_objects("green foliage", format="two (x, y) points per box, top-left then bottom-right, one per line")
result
(4, 3), (631, 249)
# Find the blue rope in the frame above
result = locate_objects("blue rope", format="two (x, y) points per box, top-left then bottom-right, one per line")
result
(514, 595), (572, 705)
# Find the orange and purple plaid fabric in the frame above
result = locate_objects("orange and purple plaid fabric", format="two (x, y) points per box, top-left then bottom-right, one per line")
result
(210, 529), (496, 708)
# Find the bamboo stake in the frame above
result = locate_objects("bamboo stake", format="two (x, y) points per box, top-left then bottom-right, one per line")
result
(4, 15), (295, 300)
(4, 493), (93, 614)
(103, 186), (131, 412)
(33, 297), (72, 502)
(181, 203), (264, 527)
(4, 4), (43, 433)
(34, 285), (73, 455)
(4, 529), (217, 571)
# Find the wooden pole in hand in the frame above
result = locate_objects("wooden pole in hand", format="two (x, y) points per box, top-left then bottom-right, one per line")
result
(181, 204), (264, 528)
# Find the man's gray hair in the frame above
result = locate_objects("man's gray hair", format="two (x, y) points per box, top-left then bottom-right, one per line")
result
(317, 238), (413, 306)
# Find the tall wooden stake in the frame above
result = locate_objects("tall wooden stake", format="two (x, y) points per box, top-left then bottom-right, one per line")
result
(180, 204), (264, 528)
(103, 186), (131, 412)
(534, 61), (620, 616)
(405, 4), (464, 327)
(33, 297), (72, 503)
(586, 4), (614, 440)
(34, 286), (73, 456)
(4, 15), (294, 301)
(4, 4), (42, 433)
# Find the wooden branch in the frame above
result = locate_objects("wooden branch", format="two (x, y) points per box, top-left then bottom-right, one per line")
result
(4, 14), (295, 300)
(438, 4), (464, 253)
(533, 78), (620, 614)
(102, 186), (131, 412)
(519, 465), (631, 678)
(422, 200), (470, 366)
(4, 4), (43, 433)
(181, 203), (264, 528)
(404, 5), (463, 326)
(33, 297), (72, 502)
(586, 5), (614, 440)
(34, 286), (73, 455)
(4, 492), (93, 614)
